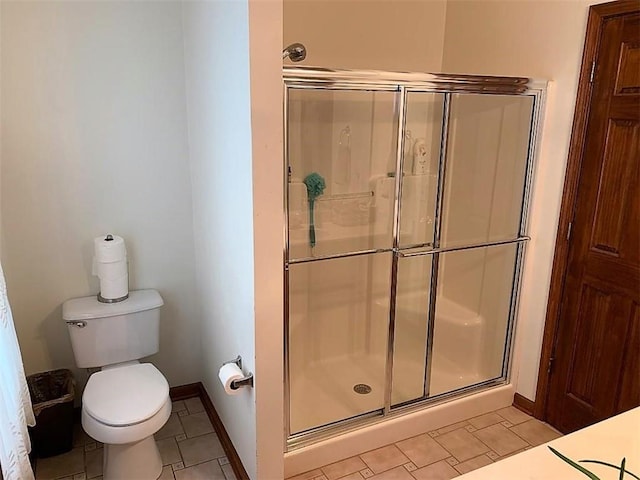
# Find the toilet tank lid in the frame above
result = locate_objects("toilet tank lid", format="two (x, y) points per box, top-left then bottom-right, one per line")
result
(62, 289), (164, 321)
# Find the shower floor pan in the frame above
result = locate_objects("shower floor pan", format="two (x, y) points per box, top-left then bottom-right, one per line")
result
(289, 352), (482, 435)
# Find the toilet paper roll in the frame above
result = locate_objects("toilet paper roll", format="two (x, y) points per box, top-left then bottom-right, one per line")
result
(99, 275), (129, 300)
(93, 234), (129, 300)
(96, 260), (128, 281)
(218, 363), (244, 396)
(94, 235), (127, 263)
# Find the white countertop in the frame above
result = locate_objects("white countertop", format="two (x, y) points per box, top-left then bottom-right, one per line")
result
(459, 407), (640, 479)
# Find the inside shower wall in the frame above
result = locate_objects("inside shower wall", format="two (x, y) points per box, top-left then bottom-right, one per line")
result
(285, 69), (542, 445)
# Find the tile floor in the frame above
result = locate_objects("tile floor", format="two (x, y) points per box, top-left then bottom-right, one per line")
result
(32, 401), (560, 480)
(34, 397), (237, 480)
(287, 406), (562, 480)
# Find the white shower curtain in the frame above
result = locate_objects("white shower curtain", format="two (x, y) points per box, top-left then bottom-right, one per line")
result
(0, 263), (35, 480)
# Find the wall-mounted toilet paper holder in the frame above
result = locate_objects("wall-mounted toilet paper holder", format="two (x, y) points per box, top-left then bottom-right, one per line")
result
(222, 356), (254, 390)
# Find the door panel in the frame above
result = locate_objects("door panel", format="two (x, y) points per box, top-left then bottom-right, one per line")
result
(614, 41), (639, 95)
(546, 10), (640, 433)
(567, 283), (612, 406)
(565, 281), (630, 419)
(591, 120), (638, 255)
(617, 304), (640, 412)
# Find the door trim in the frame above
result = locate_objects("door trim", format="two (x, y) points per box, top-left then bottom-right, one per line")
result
(534, 0), (640, 420)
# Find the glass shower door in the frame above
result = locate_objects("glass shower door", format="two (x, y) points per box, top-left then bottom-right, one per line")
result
(391, 92), (444, 406)
(391, 92), (535, 404)
(428, 94), (534, 396)
(286, 88), (398, 434)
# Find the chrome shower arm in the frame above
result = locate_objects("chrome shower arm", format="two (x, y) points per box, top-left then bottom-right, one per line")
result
(283, 43), (306, 62)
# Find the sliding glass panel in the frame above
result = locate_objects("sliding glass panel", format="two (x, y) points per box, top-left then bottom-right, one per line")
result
(392, 254), (433, 406)
(441, 95), (534, 248)
(287, 89), (398, 260)
(288, 252), (392, 434)
(398, 92), (445, 248)
(429, 244), (518, 396)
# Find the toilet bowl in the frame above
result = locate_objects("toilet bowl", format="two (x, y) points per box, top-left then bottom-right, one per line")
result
(81, 362), (170, 480)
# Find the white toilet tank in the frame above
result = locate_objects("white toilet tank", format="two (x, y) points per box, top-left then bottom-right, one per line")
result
(63, 289), (164, 368)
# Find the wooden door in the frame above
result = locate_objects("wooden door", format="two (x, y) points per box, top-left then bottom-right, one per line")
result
(545, 5), (640, 433)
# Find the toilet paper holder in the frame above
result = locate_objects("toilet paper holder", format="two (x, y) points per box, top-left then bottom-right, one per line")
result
(222, 356), (254, 390)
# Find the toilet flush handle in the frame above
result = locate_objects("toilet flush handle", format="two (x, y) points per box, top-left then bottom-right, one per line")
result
(66, 320), (87, 328)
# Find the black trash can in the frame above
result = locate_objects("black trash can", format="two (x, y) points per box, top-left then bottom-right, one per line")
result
(27, 369), (75, 458)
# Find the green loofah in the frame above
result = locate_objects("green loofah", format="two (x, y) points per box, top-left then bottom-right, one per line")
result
(303, 173), (325, 247)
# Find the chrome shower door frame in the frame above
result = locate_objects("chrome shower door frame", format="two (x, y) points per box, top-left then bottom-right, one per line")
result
(283, 66), (547, 450)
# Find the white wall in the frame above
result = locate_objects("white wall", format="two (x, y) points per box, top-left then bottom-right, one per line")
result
(0, 1), (201, 390)
(284, 0), (448, 72)
(182, 1), (284, 477)
(442, 0), (597, 401)
(2, 2), (283, 476)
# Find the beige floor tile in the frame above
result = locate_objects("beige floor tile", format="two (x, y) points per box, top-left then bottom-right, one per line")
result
(184, 397), (205, 414)
(180, 411), (215, 438)
(35, 447), (85, 480)
(336, 473), (364, 480)
(157, 437), (182, 465)
(158, 466), (175, 480)
(321, 456), (367, 480)
(221, 463), (237, 480)
(360, 445), (409, 474)
(436, 421), (469, 435)
(453, 454), (492, 475)
(467, 413), (504, 430)
(433, 428), (489, 462)
(473, 424), (528, 456)
(369, 465), (413, 479)
(174, 459), (226, 480)
(172, 400), (187, 412)
(510, 420), (562, 446)
(84, 448), (103, 479)
(287, 468), (323, 480)
(496, 406), (532, 425)
(156, 413), (185, 440)
(178, 432), (226, 467)
(499, 448), (528, 459)
(411, 460), (459, 480)
(395, 433), (450, 467)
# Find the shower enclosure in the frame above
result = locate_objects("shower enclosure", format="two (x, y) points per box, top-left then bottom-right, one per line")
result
(284, 67), (544, 448)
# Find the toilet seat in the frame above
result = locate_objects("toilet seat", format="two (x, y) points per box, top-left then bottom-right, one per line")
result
(82, 397), (171, 446)
(84, 363), (169, 427)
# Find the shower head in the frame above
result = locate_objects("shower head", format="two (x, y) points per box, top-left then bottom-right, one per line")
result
(283, 43), (307, 62)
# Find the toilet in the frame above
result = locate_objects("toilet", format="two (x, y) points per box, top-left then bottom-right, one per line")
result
(63, 289), (169, 480)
